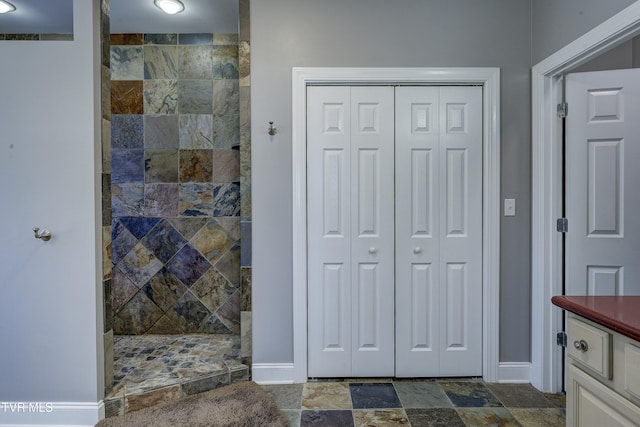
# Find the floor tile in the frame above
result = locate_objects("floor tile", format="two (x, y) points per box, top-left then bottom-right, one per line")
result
(353, 409), (409, 426)
(300, 410), (354, 426)
(263, 384), (304, 409)
(456, 407), (521, 426)
(302, 382), (352, 410)
(349, 383), (402, 409)
(281, 409), (301, 427)
(439, 381), (503, 408)
(543, 392), (567, 408)
(393, 381), (452, 408)
(405, 408), (466, 427)
(509, 408), (565, 427)
(486, 383), (555, 408)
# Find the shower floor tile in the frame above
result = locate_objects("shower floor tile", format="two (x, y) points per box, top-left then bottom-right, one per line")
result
(105, 334), (247, 417)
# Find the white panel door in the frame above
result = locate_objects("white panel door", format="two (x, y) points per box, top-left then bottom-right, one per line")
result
(307, 86), (395, 377)
(395, 87), (483, 376)
(350, 87), (395, 376)
(566, 69), (640, 296)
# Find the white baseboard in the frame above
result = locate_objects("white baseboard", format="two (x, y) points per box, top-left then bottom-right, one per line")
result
(0, 401), (103, 426)
(252, 363), (297, 384)
(497, 362), (531, 383)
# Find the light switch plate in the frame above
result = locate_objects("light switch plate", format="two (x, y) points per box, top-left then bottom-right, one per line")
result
(504, 198), (516, 217)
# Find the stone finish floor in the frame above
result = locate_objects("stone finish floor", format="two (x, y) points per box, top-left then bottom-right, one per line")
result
(263, 379), (566, 427)
(104, 334), (248, 417)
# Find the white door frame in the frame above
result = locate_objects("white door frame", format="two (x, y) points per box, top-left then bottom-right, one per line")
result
(531, 2), (640, 393)
(291, 67), (501, 383)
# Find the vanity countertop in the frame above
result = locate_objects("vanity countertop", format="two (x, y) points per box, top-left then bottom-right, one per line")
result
(552, 295), (640, 342)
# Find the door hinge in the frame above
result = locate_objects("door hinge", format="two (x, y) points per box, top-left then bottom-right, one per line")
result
(557, 217), (568, 233)
(557, 331), (567, 347)
(557, 102), (568, 119)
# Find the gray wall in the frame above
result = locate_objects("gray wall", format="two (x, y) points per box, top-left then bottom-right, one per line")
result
(0, 0), (103, 417)
(251, 0), (532, 364)
(531, 0), (636, 65)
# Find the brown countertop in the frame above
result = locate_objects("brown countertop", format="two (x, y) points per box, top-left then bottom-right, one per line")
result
(552, 296), (640, 342)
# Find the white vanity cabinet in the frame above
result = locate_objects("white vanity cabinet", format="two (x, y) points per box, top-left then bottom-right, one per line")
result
(566, 314), (640, 427)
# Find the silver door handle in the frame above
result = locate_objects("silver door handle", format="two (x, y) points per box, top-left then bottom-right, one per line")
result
(33, 227), (52, 241)
(573, 339), (589, 352)
(368, 246), (377, 254)
(413, 246), (422, 254)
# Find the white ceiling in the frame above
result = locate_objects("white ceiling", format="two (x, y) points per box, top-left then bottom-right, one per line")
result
(0, 0), (238, 34)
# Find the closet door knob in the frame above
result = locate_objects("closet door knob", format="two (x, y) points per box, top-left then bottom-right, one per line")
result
(413, 246), (422, 254)
(368, 246), (377, 254)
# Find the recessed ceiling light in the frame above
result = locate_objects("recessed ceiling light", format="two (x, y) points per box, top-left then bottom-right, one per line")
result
(154, 0), (184, 15)
(0, 0), (16, 14)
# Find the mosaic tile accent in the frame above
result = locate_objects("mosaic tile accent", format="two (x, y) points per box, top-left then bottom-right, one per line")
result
(144, 115), (179, 149)
(144, 45), (178, 80)
(111, 80), (143, 114)
(110, 46), (144, 80)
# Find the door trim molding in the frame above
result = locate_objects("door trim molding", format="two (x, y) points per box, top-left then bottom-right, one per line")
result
(292, 67), (501, 383)
(531, 2), (640, 393)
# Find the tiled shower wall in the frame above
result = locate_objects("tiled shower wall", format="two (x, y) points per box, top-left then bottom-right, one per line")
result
(109, 32), (241, 335)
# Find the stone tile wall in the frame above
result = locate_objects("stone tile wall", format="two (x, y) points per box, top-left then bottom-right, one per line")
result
(238, 0), (252, 360)
(101, 0), (114, 397)
(110, 32), (241, 335)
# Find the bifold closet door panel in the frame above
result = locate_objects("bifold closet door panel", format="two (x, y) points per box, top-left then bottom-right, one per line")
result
(307, 86), (352, 377)
(438, 86), (482, 376)
(395, 86), (483, 377)
(350, 86), (395, 377)
(307, 86), (395, 377)
(395, 87), (442, 376)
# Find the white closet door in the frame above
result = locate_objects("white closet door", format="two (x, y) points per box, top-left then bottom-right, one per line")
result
(395, 87), (441, 376)
(307, 86), (395, 377)
(395, 86), (483, 377)
(307, 86), (352, 377)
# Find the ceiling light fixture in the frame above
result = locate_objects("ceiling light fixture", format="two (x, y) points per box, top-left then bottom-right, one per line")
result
(0, 0), (16, 14)
(154, 0), (184, 15)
